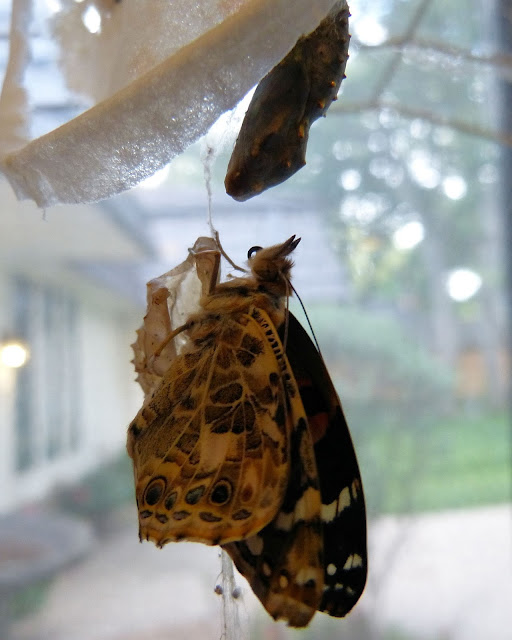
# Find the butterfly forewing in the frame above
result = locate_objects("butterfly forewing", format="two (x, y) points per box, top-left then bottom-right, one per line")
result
(127, 312), (291, 546)
(284, 312), (367, 616)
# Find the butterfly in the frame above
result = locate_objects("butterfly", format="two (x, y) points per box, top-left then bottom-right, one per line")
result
(127, 235), (367, 627)
(225, 1), (351, 201)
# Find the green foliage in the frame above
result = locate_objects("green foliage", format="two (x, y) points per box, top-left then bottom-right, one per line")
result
(9, 581), (51, 620)
(291, 302), (454, 517)
(297, 302), (511, 514)
(297, 302), (453, 421)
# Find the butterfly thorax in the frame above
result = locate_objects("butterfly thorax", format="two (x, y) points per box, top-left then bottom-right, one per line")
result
(194, 282), (285, 330)
(189, 238), (297, 332)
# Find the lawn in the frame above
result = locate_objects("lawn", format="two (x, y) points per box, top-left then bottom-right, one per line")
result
(361, 411), (511, 515)
(413, 411), (511, 511)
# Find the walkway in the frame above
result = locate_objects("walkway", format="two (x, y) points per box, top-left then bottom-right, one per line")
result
(9, 504), (512, 640)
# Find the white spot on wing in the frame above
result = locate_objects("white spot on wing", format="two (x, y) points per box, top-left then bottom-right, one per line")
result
(343, 553), (363, 570)
(338, 486), (351, 510)
(327, 563), (337, 576)
(321, 486), (351, 523)
(352, 554), (363, 568)
(321, 500), (337, 523)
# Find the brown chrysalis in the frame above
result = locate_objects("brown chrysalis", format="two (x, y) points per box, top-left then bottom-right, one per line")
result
(225, 1), (350, 201)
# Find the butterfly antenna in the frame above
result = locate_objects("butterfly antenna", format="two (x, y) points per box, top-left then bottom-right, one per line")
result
(289, 282), (323, 355)
(282, 279), (291, 350)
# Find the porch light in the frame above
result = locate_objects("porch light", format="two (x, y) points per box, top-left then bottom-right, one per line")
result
(0, 339), (30, 368)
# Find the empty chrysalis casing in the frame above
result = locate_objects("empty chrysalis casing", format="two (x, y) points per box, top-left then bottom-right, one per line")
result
(225, 1), (350, 201)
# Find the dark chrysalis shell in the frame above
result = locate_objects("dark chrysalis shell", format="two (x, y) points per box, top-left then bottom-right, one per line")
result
(225, 1), (350, 201)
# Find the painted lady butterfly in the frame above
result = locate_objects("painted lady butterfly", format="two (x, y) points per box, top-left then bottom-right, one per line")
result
(225, 1), (351, 201)
(127, 236), (366, 626)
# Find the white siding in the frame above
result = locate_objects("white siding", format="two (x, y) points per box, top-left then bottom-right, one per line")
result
(0, 272), (143, 513)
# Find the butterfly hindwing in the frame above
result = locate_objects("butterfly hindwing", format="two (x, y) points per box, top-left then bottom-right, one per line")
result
(127, 311), (292, 546)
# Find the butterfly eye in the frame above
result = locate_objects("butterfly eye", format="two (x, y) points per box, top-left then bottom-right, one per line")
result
(248, 246), (262, 259)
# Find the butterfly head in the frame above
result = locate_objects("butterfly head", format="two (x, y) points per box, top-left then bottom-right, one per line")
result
(247, 235), (300, 293)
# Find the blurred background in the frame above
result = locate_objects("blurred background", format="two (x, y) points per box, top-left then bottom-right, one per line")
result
(0, 1), (510, 639)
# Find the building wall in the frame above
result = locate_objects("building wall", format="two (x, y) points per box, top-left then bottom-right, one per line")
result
(0, 271), (16, 511)
(0, 270), (143, 513)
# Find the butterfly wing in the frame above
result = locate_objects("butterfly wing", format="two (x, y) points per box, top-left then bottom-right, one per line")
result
(224, 309), (324, 628)
(224, 311), (367, 626)
(127, 312), (291, 546)
(285, 311), (367, 617)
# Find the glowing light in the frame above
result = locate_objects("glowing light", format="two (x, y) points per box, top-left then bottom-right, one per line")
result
(340, 193), (388, 224)
(393, 221), (425, 250)
(446, 269), (482, 302)
(0, 342), (30, 368)
(339, 169), (361, 191)
(408, 150), (440, 189)
(46, 0), (62, 14)
(442, 175), (467, 200)
(353, 17), (388, 46)
(82, 5), (101, 34)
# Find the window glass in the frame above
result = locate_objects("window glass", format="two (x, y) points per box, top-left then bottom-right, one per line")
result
(1, 1), (510, 639)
